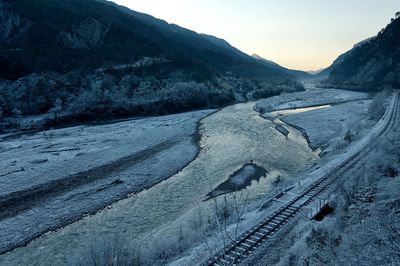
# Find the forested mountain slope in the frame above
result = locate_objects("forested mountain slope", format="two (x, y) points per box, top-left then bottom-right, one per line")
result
(0, 0), (303, 131)
(325, 16), (400, 90)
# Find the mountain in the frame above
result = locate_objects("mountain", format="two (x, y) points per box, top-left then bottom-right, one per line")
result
(314, 52), (352, 79)
(0, 0), (304, 131)
(324, 17), (399, 91)
(0, 0), (291, 80)
(307, 69), (325, 75)
(251, 54), (312, 80)
(252, 54), (281, 68)
(200, 34), (250, 59)
(99, 1), (254, 61)
(315, 37), (376, 79)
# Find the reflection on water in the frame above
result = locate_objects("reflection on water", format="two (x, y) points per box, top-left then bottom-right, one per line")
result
(0, 102), (319, 265)
(272, 104), (331, 116)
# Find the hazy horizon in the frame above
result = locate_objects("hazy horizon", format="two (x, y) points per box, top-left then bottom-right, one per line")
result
(111, 0), (400, 71)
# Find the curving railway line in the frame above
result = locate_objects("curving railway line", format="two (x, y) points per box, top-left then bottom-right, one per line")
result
(207, 92), (399, 266)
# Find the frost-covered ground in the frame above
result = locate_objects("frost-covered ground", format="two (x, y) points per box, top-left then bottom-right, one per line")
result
(255, 88), (369, 113)
(0, 111), (212, 196)
(0, 110), (213, 255)
(0, 87), (377, 266)
(241, 119), (400, 266)
(173, 92), (397, 266)
(255, 88), (371, 151)
(280, 100), (371, 150)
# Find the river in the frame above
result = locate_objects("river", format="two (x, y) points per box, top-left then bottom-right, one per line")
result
(0, 101), (318, 265)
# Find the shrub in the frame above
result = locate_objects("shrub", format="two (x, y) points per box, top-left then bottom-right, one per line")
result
(368, 89), (391, 119)
(70, 236), (142, 266)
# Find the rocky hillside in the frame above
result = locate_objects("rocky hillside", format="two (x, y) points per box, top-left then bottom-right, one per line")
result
(324, 15), (400, 90)
(315, 37), (376, 79)
(0, 0), (304, 131)
(0, 0), (291, 80)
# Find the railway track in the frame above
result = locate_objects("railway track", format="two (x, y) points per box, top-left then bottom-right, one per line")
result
(207, 92), (399, 266)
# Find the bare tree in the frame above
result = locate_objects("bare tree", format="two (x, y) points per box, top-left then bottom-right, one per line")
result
(12, 108), (22, 126)
(0, 106), (4, 132)
(206, 191), (249, 265)
(50, 98), (63, 123)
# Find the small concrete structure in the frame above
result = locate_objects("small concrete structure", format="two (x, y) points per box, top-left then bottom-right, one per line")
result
(275, 124), (289, 137)
(307, 198), (330, 220)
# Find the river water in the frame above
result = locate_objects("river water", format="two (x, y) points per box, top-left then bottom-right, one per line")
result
(0, 101), (318, 265)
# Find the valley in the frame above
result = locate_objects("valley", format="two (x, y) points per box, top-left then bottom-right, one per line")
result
(0, 1), (399, 265)
(0, 85), (375, 265)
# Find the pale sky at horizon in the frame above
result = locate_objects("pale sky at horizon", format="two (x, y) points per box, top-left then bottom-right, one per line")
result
(112, 0), (399, 71)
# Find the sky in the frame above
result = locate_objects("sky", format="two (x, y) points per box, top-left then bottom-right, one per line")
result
(112, 0), (400, 71)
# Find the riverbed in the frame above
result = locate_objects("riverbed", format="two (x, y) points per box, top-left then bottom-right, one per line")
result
(0, 100), (318, 265)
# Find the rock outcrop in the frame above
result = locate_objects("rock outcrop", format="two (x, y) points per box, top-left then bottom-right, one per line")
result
(0, 1), (30, 43)
(58, 18), (109, 49)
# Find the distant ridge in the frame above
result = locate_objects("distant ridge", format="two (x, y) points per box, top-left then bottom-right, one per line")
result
(251, 54), (312, 80)
(0, 0), (294, 80)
